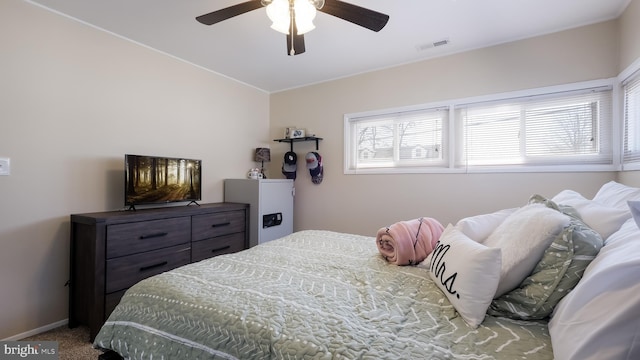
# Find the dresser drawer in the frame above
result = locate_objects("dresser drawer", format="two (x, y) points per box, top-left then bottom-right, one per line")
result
(106, 217), (191, 258)
(106, 244), (190, 293)
(191, 233), (245, 262)
(192, 211), (245, 241)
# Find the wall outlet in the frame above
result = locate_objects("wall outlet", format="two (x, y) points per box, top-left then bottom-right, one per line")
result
(0, 158), (10, 176)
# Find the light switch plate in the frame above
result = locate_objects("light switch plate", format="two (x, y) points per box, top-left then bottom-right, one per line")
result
(0, 158), (10, 176)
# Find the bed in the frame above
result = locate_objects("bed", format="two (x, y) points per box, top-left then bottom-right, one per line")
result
(94, 181), (640, 360)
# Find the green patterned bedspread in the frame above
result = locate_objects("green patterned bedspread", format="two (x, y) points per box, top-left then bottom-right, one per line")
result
(94, 230), (552, 359)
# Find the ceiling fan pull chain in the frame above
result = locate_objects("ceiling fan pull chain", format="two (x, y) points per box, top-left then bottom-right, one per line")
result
(289, 0), (296, 55)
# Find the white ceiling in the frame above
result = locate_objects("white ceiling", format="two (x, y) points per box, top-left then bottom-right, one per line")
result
(27, 0), (630, 93)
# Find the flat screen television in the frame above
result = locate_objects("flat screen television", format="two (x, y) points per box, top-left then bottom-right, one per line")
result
(125, 154), (201, 209)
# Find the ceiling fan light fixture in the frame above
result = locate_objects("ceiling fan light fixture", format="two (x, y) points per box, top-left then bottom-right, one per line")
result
(294, 0), (317, 34)
(266, 0), (317, 35)
(266, 0), (290, 34)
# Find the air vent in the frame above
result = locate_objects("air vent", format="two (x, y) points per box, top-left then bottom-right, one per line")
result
(416, 38), (450, 51)
(433, 39), (450, 47)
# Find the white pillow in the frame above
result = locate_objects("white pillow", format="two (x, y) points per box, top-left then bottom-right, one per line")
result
(593, 181), (640, 211)
(629, 201), (640, 231)
(455, 208), (517, 244)
(420, 224), (501, 328)
(484, 204), (570, 297)
(549, 218), (640, 360)
(552, 189), (630, 239)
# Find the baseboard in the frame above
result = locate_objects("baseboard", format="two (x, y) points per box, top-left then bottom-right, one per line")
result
(2, 319), (68, 341)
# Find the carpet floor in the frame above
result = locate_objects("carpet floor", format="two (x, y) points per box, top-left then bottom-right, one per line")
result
(21, 326), (103, 360)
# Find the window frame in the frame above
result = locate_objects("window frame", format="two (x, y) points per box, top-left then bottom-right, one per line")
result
(344, 101), (458, 174)
(621, 57), (640, 171)
(344, 78), (618, 175)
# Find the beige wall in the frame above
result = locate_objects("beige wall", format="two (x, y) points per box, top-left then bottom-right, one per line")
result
(620, 0), (640, 71)
(0, 0), (270, 339)
(269, 20), (621, 236)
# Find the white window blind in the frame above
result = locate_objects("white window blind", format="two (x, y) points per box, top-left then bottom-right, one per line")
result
(456, 86), (613, 168)
(623, 71), (640, 164)
(345, 107), (449, 172)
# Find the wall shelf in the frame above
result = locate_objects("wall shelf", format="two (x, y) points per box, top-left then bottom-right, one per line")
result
(274, 136), (323, 152)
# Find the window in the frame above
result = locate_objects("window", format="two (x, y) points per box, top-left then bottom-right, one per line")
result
(345, 106), (449, 173)
(623, 70), (640, 167)
(456, 86), (613, 168)
(345, 79), (615, 174)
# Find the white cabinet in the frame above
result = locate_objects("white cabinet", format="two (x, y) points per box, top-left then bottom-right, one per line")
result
(224, 179), (294, 247)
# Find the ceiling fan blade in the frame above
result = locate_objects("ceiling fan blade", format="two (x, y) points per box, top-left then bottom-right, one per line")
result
(286, 33), (306, 56)
(196, 0), (264, 26)
(319, 0), (389, 32)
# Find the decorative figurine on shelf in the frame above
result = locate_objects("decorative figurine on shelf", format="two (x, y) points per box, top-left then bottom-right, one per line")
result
(254, 147), (271, 179)
(247, 168), (263, 179)
(291, 129), (305, 138)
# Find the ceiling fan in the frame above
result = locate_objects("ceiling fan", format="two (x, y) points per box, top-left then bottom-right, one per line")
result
(196, 0), (389, 56)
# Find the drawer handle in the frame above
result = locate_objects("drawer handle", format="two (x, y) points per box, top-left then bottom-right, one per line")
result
(139, 232), (168, 240)
(211, 245), (231, 253)
(211, 222), (231, 228)
(139, 261), (168, 272)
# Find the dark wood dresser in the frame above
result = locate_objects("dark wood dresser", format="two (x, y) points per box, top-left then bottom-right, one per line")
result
(68, 202), (249, 341)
